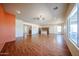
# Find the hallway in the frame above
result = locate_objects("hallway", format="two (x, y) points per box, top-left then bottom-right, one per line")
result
(1, 34), (71, 56)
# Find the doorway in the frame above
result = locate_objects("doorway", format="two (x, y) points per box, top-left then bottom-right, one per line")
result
(23, 24), (32, 38)
(39, 27), (49, 35)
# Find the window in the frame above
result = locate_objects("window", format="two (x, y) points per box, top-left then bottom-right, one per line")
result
(67, 4), (78, 47)
(69, 17), (77, 44)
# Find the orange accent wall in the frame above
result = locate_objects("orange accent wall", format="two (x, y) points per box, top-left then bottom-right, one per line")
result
(0, 4), (15, 51)
(5, 13), (15, 42)
(0, 4), (6, 43)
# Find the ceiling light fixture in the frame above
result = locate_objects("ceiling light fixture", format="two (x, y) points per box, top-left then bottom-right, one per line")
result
(16, 10), (21, 14)
(33, 15), (45, 21)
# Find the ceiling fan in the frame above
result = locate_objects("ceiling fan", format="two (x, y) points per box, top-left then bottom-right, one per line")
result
(33, 15), (45, 21)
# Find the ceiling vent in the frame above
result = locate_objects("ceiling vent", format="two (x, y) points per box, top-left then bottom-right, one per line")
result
(53, 6), (58, 10)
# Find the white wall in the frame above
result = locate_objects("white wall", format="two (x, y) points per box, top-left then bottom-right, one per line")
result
(16, 19), (39, 37)
(49, 24), (64, 34)
(16, 19), (24, 37)
(49, 25), (55, 34)
(49, 25), (60, 34)
(24, 22), (39, 35)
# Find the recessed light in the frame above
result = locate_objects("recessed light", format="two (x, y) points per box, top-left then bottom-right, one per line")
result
(16, 10), (21, 14)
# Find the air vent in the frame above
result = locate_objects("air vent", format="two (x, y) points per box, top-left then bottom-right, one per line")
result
(53, 6), (58, 10)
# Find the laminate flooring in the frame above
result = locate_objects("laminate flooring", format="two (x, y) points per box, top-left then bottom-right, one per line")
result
(0, 34), (71, 56)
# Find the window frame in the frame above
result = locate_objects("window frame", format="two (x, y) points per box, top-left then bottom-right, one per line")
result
(67, 4), (78, 48)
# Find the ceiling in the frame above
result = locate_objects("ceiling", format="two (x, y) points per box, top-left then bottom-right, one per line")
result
(3, 3), (69, 25)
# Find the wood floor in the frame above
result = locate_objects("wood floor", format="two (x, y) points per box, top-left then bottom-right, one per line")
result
(0, 34), (71, 56)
